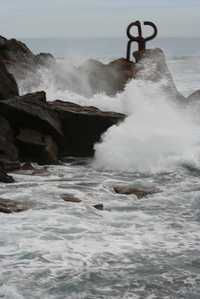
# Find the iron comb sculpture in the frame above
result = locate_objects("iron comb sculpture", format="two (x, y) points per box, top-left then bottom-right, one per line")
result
(126, 20), (158, 61)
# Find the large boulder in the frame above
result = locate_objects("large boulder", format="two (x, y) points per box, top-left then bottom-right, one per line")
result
(0, 91), (63, 164)
(50, 100), (125, 156)
(0, 198), (32, 213)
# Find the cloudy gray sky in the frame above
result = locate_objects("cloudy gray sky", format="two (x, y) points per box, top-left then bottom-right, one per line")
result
(1, 0), (200, 38)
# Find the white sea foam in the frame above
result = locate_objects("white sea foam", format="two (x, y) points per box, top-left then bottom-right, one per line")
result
(94, 79), (200, 172)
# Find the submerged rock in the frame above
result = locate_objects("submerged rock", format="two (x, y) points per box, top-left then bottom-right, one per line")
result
(113, 185), (159, 199)
(93, 204), (104, 210)
(62, 195), (82, 203)
(50, 100), (125, 156)
(0, 198), (31, 213)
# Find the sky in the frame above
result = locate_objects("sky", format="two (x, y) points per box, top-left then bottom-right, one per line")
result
(0, 0), (200, 38)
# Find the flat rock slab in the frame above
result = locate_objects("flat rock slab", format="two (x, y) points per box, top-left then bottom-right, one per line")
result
(113, 185), (160, 199)
(0, 198), (32, 213)
(50, 100), (125, 157)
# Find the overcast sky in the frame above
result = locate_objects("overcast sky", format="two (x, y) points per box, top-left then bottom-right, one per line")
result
(1, 0), (200, 38)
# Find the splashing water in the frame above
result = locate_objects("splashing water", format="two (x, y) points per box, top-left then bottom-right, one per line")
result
(19, 60), (200, 173)
(93, 79), (200, 172)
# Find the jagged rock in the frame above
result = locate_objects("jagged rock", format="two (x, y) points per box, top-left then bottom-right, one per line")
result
(0, 36), (55, 82)
(134, 48), (185, 102)
(0, 91), (63, 164)
(113, 185), (159, 199)
(50, 100), (125, 156)
(0, 198), (32, 213)
(16, 129), (58, 164)
(0, 116), (19, 171)
(0, 91), (63, 143)
(0, 61), (19, 100)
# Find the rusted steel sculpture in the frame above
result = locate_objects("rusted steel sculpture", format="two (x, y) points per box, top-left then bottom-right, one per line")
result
(126, 20), (158, 61)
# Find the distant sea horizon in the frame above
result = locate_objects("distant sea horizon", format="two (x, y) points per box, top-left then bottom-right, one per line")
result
(18, 36), (200, 60)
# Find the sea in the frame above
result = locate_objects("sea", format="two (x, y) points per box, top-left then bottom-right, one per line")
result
(0, 37), (200, 299)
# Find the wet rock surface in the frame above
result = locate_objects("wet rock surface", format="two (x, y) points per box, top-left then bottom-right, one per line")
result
(0, 198), (31, 213)
(0, 61), (19, 100)
(0, 164), (15, 183)
(0, 116), (19, 172)
(93, 203), (104, 210)
(62, 195), (82, 203)
(113, 185), (160, 198)
(50, 100), (125, 156)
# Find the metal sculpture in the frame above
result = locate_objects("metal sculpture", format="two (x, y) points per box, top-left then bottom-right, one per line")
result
(126, 20), (158, 61)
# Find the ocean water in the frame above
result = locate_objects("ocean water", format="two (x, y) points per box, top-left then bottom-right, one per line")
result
(1, 38), (200, 298)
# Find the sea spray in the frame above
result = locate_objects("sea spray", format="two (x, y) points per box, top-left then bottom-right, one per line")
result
(94, 79), (200, 173)
(19, 58), (200, 173)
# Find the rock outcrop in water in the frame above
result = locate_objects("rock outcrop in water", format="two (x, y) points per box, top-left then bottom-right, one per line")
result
(50, 100), (125, 156)
(0, 35), (189, 181)
(0, 36), (55, 81)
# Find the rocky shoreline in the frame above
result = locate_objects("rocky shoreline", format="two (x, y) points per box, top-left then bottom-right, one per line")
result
(0, 35), (199, 184)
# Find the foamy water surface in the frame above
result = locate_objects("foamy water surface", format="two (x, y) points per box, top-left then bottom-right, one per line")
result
(1, 45), (200, 298)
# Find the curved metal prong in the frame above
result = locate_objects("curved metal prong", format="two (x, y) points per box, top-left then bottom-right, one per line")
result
(143, 21), (158, 42)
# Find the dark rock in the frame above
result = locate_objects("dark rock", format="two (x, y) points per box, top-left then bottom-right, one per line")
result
(113, 185), (159, 199)
(0, 198), (31, 213)
(0, 61), (19, 100)
(50, 100), (125, 157)
(0, 116), (19, 171)
(20, 162), (35, 171)
(0, 36), (56, 83)
(0, 91), (63, 164)
(93, 204), (104, 210)
(62, 195), (82, 203)
(0, 91), (63, 144)
(0, 163), (15, 183)
(16, 129), (58, 164)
